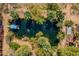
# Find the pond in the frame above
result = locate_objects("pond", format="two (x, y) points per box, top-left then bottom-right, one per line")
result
(10, 18), (60, 46)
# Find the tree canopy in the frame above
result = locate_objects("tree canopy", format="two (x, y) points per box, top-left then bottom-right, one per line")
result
(57, 46), (79, 56)
(14, 45), (32, 56)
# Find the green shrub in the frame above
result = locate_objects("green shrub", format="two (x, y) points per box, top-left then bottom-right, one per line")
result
(64, 20), (73, 27)
(57, 31), (65, 40)
(9, 42), (20, 50)
(14, 45), (32, 56)
(10, 10), (19, 19)
(57, 46), (79, 56)
(38, 37), (51, 48)
(35, 31), (44, 37)
(74, 32), (79, 39)
(24, 11), (32, 20)
(6, 31), (14, 44)
(35, 48), (54, 56)
(36, 17), (45, 24)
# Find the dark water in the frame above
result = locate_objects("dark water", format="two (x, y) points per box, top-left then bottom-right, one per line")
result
(10, 18), (59, 46)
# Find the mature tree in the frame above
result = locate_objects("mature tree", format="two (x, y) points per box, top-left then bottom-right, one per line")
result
(6, 31), (14, 44)
(10, 10), (19, 19)
(71, 4), (79, 15)
(47, 4), (60, 11)
(14, 45), (32, 56)
(30, 4), (47, 24)
(64, 20), (73, 27)
(74, 32), (79, 40)
(24, 11), (32, 20)
(35, 31), (44, 37)
(9, 42), (20, 50)
(57, 46), (79, 56)
(47, 4), (64, 27)
(37, 36), (52, 53)
(38, 37), (51, 48)
(35, 17), (45, 25)
(35, 48), (53, 56)
(57, 31), (65, 41)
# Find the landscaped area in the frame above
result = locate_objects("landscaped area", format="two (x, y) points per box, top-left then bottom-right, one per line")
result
(1, 3), (79, 56)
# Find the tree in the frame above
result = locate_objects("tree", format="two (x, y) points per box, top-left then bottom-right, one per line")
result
(30, 4), (47, 24)
(57, 46), (79, 56)
(37, 36), (52, 53)
(36, 17), (45, 25)
(35, 46), (57, 56)
(35, 48), (53, 56)
(10, 10), (19, 19)
(6, 31), (14, 44)
(71, 4), (79, 15)
(57, 31), (65, 40)
(74, 32), (79, 40)
(24, 11), (32, 20)
(47, 4), (60, 11)
(9, 42), (20, 50)
(64, 20), (73, 27)
(14, 45), (32, 56)
(47, 4), (64, 28)
(38, 37), (51, 48)
(35, 31), (43, 37)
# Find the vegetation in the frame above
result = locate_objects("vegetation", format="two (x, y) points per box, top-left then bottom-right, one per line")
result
(57, 31), (65, 40)
(24, 11), (32, 20)
(57, 46), (79, 56)
(6, 31), (14, 44)
(47, 4), (64, 28)
(71, 4), (79, 15)
(10, 10), (19, 19)
(38, 37), (51, 48)
(9, 42), (20, 50)
(36, 17), (45, 24)
(74, 32), (79, 39)
(35, 31), (43, 37)
(14, 45), (32, 56)
(64, 20), (73, 27)
(35, 48), (53, 56)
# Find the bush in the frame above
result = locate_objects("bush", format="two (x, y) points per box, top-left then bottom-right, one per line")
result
(14, 45), (32, 56)
(35, 48), (54, 56)
(57, 46), (79, 56)
(22, 37), (29, 41)
(6, 31), (14, 44)
(24, 11), (32, 20)
(38, 37), (51, 48)
(10, 10), (19, 19)
(74, 32), (79, 39)
(9, 42), (20, 50)
(57, 31), (65, 40)
(36, 17), (45, 24)
(35, 31), (44, 37)
(64, 20), (73, 27)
